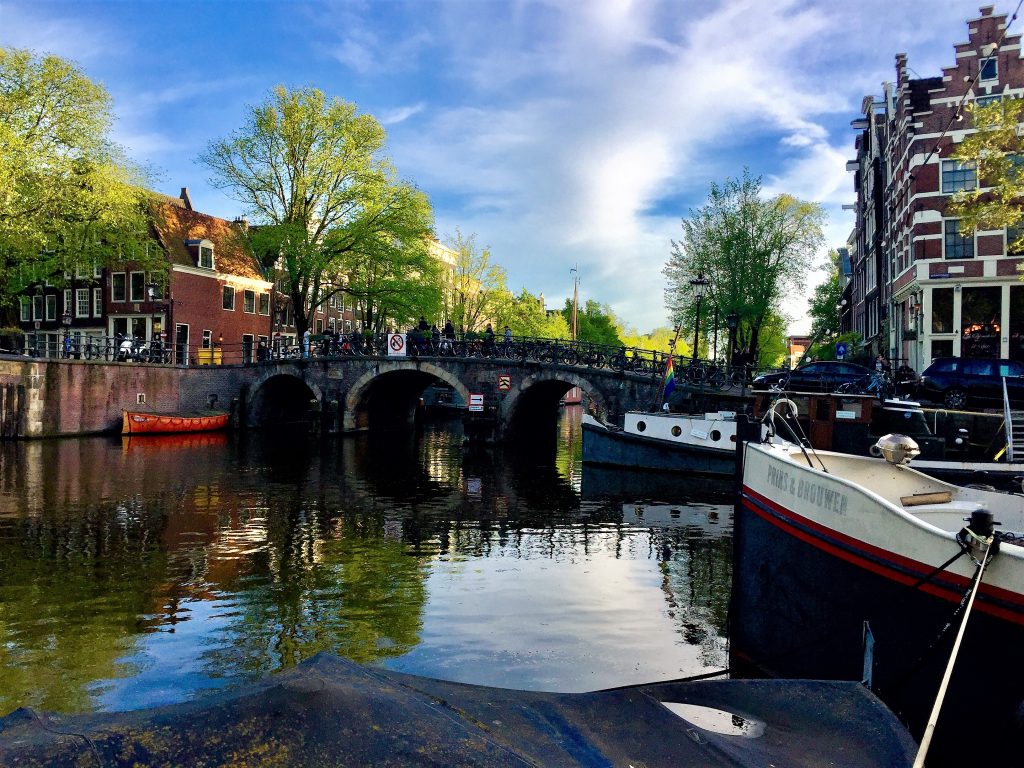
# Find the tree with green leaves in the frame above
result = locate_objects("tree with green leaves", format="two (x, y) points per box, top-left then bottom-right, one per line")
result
(201, 86), (437, 334)
(806, 250), (844, 339)
(949, 97), (1024, 245)
(441, 228), (508, 333)
(0, 48), (152, 317)
(490, 287), (570, 339)
(561, 299), (623, 346)
(663, 170), (825, 365)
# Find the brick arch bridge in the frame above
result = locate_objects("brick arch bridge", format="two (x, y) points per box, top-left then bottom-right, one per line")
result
(0, 355), (663, 439)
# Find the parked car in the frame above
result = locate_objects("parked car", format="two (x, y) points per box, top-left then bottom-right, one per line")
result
(752, 360), (874, 393)
(916, 356), (1024, 409)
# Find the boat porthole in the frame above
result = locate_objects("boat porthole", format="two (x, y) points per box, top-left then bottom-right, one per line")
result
(730, 435), (737, 442)
(671, 426), (682, 437)
(637, 421), (646, 432)
(710, 429), (721, 441)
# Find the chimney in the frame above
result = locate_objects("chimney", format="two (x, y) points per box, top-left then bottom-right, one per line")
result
(232, 216), (249, 231)
(179, 187), (193, 211)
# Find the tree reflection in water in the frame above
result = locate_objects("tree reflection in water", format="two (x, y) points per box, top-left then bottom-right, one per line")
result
(0, 410), (733, 713)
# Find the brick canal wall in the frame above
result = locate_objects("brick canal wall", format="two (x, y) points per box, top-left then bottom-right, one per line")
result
(0, 355), (246, 437)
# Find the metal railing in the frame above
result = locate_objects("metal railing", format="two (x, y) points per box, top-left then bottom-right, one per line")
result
(7, 331), (771, 386)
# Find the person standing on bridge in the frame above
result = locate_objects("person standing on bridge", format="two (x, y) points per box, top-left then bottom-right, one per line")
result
(483, 324), (496, 357)
(302, 328), (311, 358)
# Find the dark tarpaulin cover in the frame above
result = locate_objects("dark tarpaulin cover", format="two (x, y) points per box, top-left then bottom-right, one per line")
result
(0, 653), (915, 767)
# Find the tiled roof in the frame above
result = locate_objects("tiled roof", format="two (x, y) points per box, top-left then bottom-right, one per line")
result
(149, 197), (266, 282)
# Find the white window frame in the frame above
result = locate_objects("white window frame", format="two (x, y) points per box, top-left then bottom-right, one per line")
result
(199, 245), (214, 269)
(129, 271), (146, 303)
(20, 297), (31, 322)
(46, 294), (57, 321)
(62, 289), (71, 317)
(76, 288), (90, 318)
(944, 218), (975, 259)
(259, 293), (270, 316)
(93, 287), (103, 317)
(202, 329), (213, 349)
(222, 285), (235, 311)
(940, 159), (976, 194)
(112, 272), (127, 302)
(243, 289), (256, 313)
(980, 57), (998, 82)
(32, 295), (43, 321)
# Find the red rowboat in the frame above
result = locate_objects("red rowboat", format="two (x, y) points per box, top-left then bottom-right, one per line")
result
(121, 410), (229, 435)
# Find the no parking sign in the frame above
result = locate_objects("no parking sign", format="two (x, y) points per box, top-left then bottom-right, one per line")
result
(387, 333), (406, 356)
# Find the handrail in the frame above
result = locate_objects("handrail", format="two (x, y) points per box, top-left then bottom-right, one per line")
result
(8, 331), (772, 383)
(1003, 376), (1014, 463)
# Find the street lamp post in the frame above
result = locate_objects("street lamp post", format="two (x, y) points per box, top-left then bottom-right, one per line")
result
(726, 310), (739, 369)
(689, 275), (709, 362)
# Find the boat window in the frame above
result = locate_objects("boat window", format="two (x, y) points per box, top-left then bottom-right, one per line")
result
(871, 408), (931, 436)
(671, 426), (681, 437)
(636, 420), (647, 432)
(710, 429), (721, 441)
(815, 400), (831, 421)
(837, 398), (864, 419)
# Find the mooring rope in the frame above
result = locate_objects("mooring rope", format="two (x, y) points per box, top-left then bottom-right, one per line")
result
(912, 535), (995, 768)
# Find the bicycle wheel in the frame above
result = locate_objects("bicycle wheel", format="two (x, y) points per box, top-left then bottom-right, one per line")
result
(706, 366), (729, 391)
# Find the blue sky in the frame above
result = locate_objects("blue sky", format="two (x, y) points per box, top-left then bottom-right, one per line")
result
(0, 0), (994, 333)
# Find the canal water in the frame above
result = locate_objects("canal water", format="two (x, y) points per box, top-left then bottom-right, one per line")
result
(0, 406), (734, 716)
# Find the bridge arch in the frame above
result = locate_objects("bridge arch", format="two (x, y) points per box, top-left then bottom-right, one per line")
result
(498, 369), (609, 439)
(344, 361), (471, 432)
(246, 369), (323, 428)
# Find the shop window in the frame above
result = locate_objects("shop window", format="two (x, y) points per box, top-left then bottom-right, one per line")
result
(961, 286), (1001, 358)
(931, 288), (954, 333)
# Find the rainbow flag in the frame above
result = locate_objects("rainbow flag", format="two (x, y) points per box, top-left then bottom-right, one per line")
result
(663, 355), (676, 400)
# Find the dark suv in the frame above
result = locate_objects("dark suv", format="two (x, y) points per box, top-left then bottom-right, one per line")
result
(916, 357), (1024, 409)
(752, 360), (874, 392)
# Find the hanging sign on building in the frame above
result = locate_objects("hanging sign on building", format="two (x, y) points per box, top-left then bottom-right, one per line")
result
(387, 333), (406, 356)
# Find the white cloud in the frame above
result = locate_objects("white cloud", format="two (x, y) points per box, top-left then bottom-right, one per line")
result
(380, 102), (427, 125)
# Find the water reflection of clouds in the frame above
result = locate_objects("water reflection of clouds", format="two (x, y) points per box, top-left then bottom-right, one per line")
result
(392, 550), (711, 692)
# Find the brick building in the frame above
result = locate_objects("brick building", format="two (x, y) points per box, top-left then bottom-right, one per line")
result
(150, 190), (275, 364)
(848, 5), (1024, 371)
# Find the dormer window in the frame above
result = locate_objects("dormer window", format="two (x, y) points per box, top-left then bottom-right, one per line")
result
(981, 57), (998, 82)
(186, 238), (216, 269)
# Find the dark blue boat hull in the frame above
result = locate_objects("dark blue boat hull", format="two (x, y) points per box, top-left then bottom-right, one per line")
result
(732, 486), (1024, 767)
(582, 421), (734, 475)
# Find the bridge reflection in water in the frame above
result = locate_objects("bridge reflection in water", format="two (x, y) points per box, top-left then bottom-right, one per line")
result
(0, 409), (732, 715)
